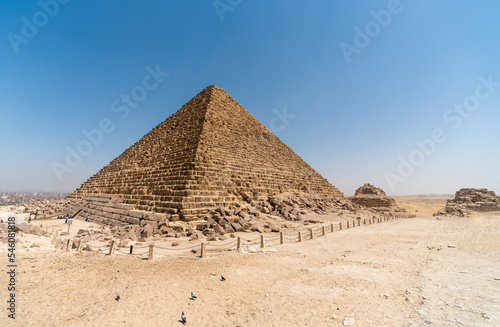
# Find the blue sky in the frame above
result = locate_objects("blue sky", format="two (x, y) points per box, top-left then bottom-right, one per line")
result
(1, 0), (499, 195)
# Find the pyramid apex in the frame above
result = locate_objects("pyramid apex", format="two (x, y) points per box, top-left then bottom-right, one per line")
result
(205, 84), (221, 91)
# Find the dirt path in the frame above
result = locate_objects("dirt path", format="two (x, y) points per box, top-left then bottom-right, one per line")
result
(1, 213), (499, 326)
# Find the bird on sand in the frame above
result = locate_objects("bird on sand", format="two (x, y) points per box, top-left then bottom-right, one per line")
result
(191, 292), (197, 300)
(181, 311), (186, 325)
(221, 275), (226, 281)
(115, 294), (120, 301)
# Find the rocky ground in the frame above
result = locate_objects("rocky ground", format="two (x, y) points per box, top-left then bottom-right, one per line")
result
(2, 193), (389, 255)
(1, 197), (499, 326)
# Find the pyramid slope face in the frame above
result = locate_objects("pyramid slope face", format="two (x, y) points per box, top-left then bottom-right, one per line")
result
(69, 85), (343, 220)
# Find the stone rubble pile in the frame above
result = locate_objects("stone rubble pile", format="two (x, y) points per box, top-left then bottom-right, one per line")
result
(60, 192), (374, 247)
(19, 199), (70, 217)
(0, 222), (51, 244)
(435, 188), (500, 217)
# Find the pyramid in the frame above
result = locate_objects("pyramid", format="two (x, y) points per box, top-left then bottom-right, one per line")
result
(350, 183), (404, 212)
(68, 85), (343, 222)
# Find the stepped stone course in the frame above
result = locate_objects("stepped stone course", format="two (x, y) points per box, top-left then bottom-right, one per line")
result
(350, 183), (404, 212)
(67, 85), (343, 224)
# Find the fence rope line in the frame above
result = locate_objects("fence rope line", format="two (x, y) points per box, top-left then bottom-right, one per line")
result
(116, 248), (148, 256)
(65, 214), (408, 258)
(206, 239), (238, 248)
(240, 235), (261, 242)
(155, 244), (200, 251)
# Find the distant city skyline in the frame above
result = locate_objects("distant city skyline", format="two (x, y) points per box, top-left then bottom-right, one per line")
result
(1, 1), (499, 196)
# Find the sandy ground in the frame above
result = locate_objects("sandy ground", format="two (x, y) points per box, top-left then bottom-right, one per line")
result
(393, 194), (453, 215)
(1, 197), (499, 326)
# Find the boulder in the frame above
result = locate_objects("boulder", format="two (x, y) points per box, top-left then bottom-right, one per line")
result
(214, 224), (225, 235)
(15, 223), (30, 233)
(231, 222), (244, 232)
(196, 222), (209, 231)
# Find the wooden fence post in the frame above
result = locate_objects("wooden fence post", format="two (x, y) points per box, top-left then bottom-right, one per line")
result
(66, 239), (73, 251)
(108, 240), (115, 255)
(298, 232), (302, 242)
(148, 244), (154, 260)
(77, 239), (83, 253)
(279, 232), (284, 245)
(309, 229), (314, 240)
(322, 226), (326, 236)
(237, 237), (242, 250)
(346, 221), (349, 228)
(353, 220), (356, 227)
(339, 222), (342, 230)
(260, 234), (265, 248)
(201, 242), (206, 258)
(331, 223), (334, 232)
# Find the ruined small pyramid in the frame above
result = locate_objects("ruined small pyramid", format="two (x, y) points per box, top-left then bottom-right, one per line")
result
(350, 183), (404, 212)
(68, 85), (343, 221)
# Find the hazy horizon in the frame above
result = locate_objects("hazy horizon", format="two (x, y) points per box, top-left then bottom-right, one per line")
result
(1, 1), (499, 196)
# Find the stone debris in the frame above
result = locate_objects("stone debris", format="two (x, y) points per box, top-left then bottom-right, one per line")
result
(18, 198), (70, 218)
(435, 188), (500, 217)
(342, 317), (355, 326)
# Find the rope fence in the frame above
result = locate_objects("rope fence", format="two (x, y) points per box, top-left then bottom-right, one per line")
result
(48, 213), (412, 259)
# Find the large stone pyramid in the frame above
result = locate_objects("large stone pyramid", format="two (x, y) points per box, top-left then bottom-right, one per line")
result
(68, 85), (343, 222)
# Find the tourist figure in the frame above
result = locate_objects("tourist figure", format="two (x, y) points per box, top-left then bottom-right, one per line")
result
(65, 217), (68, 224)
(28, 216), (32, 224)
(85, 216), (90, 222)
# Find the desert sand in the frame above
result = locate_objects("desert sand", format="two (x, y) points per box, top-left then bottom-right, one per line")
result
(393, 195), (453, 215)
(1, 196), (499, 327)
